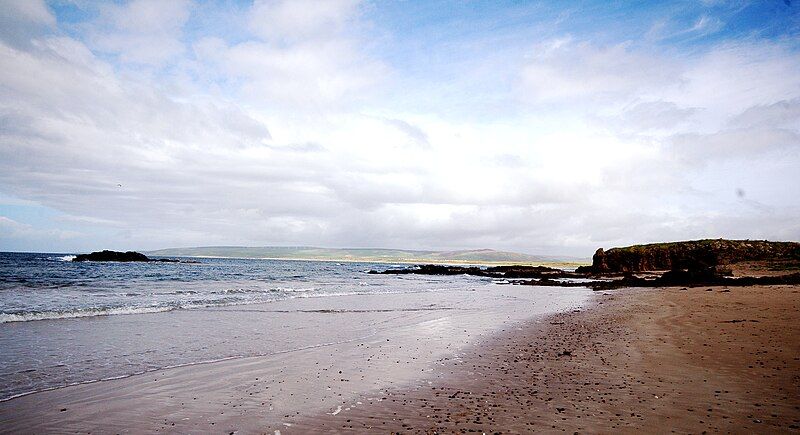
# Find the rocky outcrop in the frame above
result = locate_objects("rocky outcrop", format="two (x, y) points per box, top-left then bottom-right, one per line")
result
(586, 239), (800, 274)
(73, 250), (150, 262)
(377, 261), (800, 289)
(72, 250), (188, 263)
(370, 264), (582, 279)
(517, 269), (800, 290)
(72, 250), (194, 263)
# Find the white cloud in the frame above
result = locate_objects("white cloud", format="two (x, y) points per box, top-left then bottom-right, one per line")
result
(192, 0), (386, 107)
(672, 41), (800, 124)
(247, 0), (361, 42)
(0, 216), (80, 240)
(0, 0), (55, 26)
(617, 101), (699, 131)
(87, 0), (192, 65)
(520, 38), (681, 103)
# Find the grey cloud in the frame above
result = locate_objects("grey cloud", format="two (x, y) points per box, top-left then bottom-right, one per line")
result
(383, 118), (430, 148)
(620, 101), (699, 130)
(278, 142), (326, 152)
(730, 98), (800, 129)
(668, 127), (800, 164)
(0, 0), (55, 47)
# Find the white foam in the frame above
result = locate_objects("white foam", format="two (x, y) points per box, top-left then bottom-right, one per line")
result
(0, 284), (466, 323)
(276, 286), (317, 293)
(0, 306), (177, 323)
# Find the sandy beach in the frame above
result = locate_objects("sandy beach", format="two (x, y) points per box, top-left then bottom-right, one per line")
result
(291, 284), (800, 433)
(1, 282), (797, 433)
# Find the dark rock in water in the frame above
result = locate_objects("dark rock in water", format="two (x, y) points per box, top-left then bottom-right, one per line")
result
(509, 261), (800, 289)
(369, 264), (486, 276)
(72, 251), (198, 264)
(585, 239), (800, 274)
(484, 265), (569, 278)
(370, 264), (582, 279)
(73, 250), (150, 262)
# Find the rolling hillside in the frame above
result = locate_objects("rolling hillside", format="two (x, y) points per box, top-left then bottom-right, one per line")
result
(145, 246), (578, 265)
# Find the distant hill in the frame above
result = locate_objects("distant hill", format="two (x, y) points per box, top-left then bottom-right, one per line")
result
(145, 246), (577, 265)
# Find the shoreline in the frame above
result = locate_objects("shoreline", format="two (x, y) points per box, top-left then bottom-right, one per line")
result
(0, 285), (590, 433)
(2, 283), (797, 433)
(290, 284), (800, 433)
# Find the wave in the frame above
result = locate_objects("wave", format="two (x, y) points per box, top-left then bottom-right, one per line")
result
(0, 283), (468, 323)
(49, 255), (76, 262)
(212, 286), (318, 295)
(275, 286), (317, 293)
(0, 306), (178, 323)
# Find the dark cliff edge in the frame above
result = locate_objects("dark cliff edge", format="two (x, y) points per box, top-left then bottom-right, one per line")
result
(580, 239), (800, 274)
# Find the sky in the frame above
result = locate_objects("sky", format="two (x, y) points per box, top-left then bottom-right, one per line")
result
(0, 0), (799, 256)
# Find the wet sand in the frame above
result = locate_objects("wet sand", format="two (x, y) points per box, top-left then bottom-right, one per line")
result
(294, 285), (800, 433)
(0, 285), (589, 433)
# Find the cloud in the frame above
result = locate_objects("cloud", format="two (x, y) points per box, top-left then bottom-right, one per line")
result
(646, 13), (725, 42)
(668, 127), (800, 164)
(0, 2), (799, 256)
(617, 101), (699, 130)
(192, 0), (386, 107)
(520, 39), (681, 103)
(86, 0), (192, 65)
(0, 216), (80, 240)
(0, 0), (54, 26)
(690, 15), (724, 35)
(730, 98), (800, 129)
(247, 0), (361, 43)
(382, 118), (430, 148)
(673, 41), (800, 120)
(0, 0), (55, 46)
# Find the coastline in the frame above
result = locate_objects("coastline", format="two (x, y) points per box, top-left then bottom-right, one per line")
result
(291, 284), (800, 433)
(2, 283), (797, 433)
(0, 284), (590, 433)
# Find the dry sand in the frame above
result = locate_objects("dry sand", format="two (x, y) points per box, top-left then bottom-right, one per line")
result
(291, 285), (800, 433)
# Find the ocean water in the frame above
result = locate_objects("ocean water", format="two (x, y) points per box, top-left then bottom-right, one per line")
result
(0, 252), (508, 401)
(0, 252), (484, 323)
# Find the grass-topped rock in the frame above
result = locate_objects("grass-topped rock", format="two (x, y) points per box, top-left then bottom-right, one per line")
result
(583, 239), (800, 274)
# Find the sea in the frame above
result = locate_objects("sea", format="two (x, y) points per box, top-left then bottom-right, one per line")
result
(0, 252), (513, 401)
